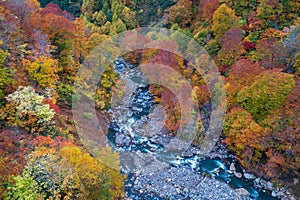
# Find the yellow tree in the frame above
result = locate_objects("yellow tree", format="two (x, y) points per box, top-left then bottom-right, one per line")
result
(223, 107), (268, 168)
(23, 56), (59, 100)
(212, 4), (239, 41)
(8, 146), (125, 199)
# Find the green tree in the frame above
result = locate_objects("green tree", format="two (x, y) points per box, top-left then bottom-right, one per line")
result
(237, 71), (295, 122)
(92, 11), (107, 26)
(110, 18), (127, 36)
(212, 4), (239, 40)
(120, 6), (138, 29)
(5, 176), (44, 200)
(0, 45), (14, 100)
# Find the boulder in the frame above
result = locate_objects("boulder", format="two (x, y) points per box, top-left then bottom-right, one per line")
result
(236, 188), (250, 197)
(229, 163), (236, 171)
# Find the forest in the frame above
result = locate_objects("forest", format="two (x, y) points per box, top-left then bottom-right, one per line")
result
(0, 0), (299, 199)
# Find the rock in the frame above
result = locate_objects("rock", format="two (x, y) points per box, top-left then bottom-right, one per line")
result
(254, 178), (261, 188)
(132, 106), (143, 112)
(127, 110), (133, 117)
(230, 163), (236, 171)
(183, 188), (189, 194)
(234, 171), (242, 178)
(271, 190), (277, 197)
(115, 133), (132, 146)
(236, 188), (250, 197)
(260, 179), (267, 189)
(127, 166), (243, 200)
(271, 188), (285, 197)
(139, 82), (149, 88)
(128, 63), (135, 69)
(266, 181), (273, 191)
(244, 173), (255, 180)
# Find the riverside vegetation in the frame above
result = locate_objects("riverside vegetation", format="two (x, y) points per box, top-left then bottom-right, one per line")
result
(0, 0), (299, 199)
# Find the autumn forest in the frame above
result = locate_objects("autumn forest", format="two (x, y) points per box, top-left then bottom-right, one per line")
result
(0, 0), (299, 199)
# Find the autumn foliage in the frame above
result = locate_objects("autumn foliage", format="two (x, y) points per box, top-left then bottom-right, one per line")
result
(0, 0), (299, 198)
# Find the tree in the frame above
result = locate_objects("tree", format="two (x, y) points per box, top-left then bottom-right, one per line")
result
(220, 0), (257, 17)
(0, 45), (14, 100)
(120, 6), (138, 29)
(81, 0), (98, 19)
(40, 3), (72, 19)
(237, 71), (295, 122)
(5, 86), (55, 132)
(223, 107), (268, 168)
(249, 28), (286, 69)
(217, 28), (245, 67)
(260, 78), (300, 178)
(23, 56), (59, 91)
(256, 0), (299, 29)
(284, 26), (300, 74)
(0, 128), (33, 198)
(0, 6), (23, 59)
(39, 0), (82, 17)
(127, 0), (174, 26)
(163, 0), (193, 28)
(5, 176), (44, 200)
(92, 11), (107, 26)
(109, 18), (126, 36)
(225, 59), (264, 107)
(3, 0), (40, 26)
(7, 146), (125, 199)
(197, 0), (219, 22)
(212, 4), (239, 40)
(29, 7), (77, 79)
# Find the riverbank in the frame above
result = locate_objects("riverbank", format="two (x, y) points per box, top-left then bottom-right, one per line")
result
(106, 58), (294, 200)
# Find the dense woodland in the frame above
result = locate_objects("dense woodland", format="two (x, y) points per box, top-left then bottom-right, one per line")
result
(0, 0), (299, 199)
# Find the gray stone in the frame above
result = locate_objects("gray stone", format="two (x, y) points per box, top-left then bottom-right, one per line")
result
(244, 173), (255, 180)
(236, 188), (250, 197)
(234, 171), (242, 178)
(266, 181), (273, 191)
(230, 163), (236, 171)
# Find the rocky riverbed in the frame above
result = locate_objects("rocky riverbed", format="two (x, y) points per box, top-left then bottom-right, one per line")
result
(107, 58), (293, 200)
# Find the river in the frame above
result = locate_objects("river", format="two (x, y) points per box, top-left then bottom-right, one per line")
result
(106, 57), (279, 200)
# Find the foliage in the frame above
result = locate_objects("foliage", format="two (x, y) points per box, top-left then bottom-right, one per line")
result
(237, 71), (295, 121)
(5, 176), (44, 200)
(225, 59), (264, 107)
(256, 0), (299, 29)
(249, 29), (286, 69)
(39, 0), (81, 17)
(6, 86), (55, 126)
(212, 4), (239, 41)
(163, 0), (193, 28)
(197, 0), (219, 22)
(260, 78), (300, 178)
(0, 128), (33, 198)
(95, 67), (119, 110)
(0, 48), (14, 100)
(23, 56), (59, 91)
(223, 107), (268, 167)
(6, 146), (125, 199)
(0, 0), (300, 197)
(127, 0), (174, 26)
(217, 28), (245, 67)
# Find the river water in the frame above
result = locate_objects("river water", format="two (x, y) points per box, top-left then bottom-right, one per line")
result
(107, 58), (278, 200)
